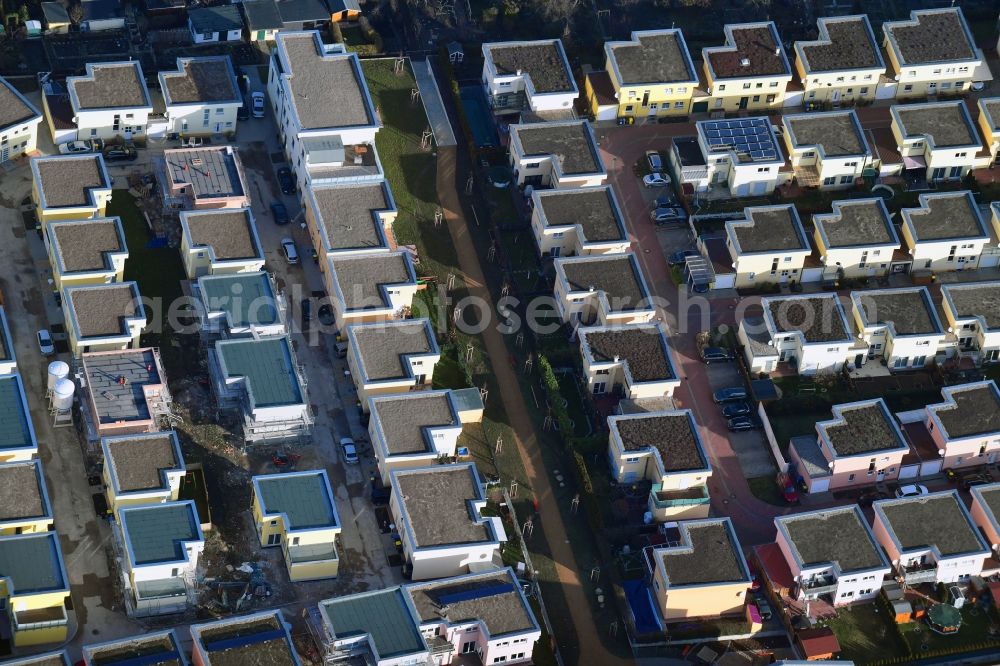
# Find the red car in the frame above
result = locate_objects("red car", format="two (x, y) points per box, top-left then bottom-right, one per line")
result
(782, 484), (800, 503)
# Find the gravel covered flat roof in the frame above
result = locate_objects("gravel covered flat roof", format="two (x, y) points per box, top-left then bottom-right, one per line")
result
(105, 433), (180, 493)
(819, 400), (906, 457)
(183, 210), (260, 261)
(195, 613), (297, 666)
(69, 61), (149, 110)
(161, 57), (239, 105)
(613, 411), (706, 472)
(929, 382), (1000, 440)
(66, 283), (142, 339)
(392, 465), (492, 548)
(372, 392), (458, 456)
(33, 155), (110, 209)
(895, 103), (978, 148)
(329, 252), (413, 310)
(0, 76), (39, 131)
(815, 199), (896, 248)
(884, 9), (977, 66)
(797, 16), (882, 73)
(486, 40), (574, 93)
(729, 206), (809, 254)
(310, 182), (392, 252)
(609, 31), (696, 85)
(785, 112), (867, 157)
(0, 461), (47, 523)
(558, 255), (648, 312)
(658, 520), (748, 586)
(535, 187), (626, 243)
(49, 218), (124, 273)
(580, 326), (675, 383)
(350, 320), (435, 382)
(765, 295), (850, 342)
(779, 507), (886, 572)
(855, 288), (942, 335)
(511, 121), (601, 175)
(942, 282), (1000, 330)
(408, 569), (535, 637)
(902, 192), (985, 242)
(706, 24), (789, 79)
(878, 492), (985, 557)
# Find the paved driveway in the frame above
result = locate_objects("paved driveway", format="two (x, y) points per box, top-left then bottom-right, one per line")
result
(704, 363), (776, 478)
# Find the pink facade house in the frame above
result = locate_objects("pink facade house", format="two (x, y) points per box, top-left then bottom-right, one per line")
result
(924, 380), (1000, 471)
(790, 398), (909, 493)
(970, 483), (1000, 565)
(161, 146), (250, 210)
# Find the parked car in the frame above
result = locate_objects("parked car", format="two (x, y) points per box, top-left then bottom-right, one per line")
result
(713, 387), (748, 403)
(645, 150), (663, 172)
(181, 136), (204, 148)
(251, 91), (266, 118)
(237, 100), (250, 121)
(781, 484), (800, 503)
(727, 416), (758, 432)
(270, 201), (289, 225)
(754, 596), (773, 621)
(895, 484), (929, 498)
(37, 329), (54, 356)
(281, 237), (299, 264)
(103, 145), (137, 162)
(668, 249), (700, 266)
(340, 437), (359, 464)
(650, 206), (685, 223)
(701, 346), (734, 363)
(59, 140), (93, 154)
(300, 298), (312, 328)
(722, 400), (752, 418)
(276, 166), (295, 195)
(642, 172), (670, 188)
(962, 474), (991, 490)
(654, 194), (677, 208)
(318, 304), (335, 327)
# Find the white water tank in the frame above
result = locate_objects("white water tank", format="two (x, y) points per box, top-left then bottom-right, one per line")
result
(52, 378), (74, 412)
(47, 361), (70, 391)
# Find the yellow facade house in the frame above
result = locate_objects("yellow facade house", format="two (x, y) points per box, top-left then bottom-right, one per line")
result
(601, 29), (698, 119)
(346, 319), (440, 412)
(0, 374), (39, 463)
(0, 460), (54, 536)
(63, 281), (146, 357)
(978, 98), (1000, 166)
(252, 470), (341, 581)
(0, 532), (71, 647)
(703, 22), (792, 113)
(101, 431), (186, 518)
(47, 217), (128, 290)
(793, 15), (885, 106)
(30, 154), (112, 226)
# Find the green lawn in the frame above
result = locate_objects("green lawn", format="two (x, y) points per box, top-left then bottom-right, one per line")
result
(896, 605), (1000, 657)
(107, 191), (185, 306)
(822, 603), (907, 663)
(747, 476), (786, 506)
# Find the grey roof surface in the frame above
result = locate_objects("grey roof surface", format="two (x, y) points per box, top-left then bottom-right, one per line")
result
(189, 5), (242, 33)
(659, 522), (747, 586)
(0, 376), (33, 451)
(197, 614), (297, 666)
(243, 0), (282, 30)
(742, 316), (778, 357)
(409, 570), (535, 636)
(279, 32), (374, 130)
(0, 310), (9, 363)
(256, 472), (337, 530)
(977, 486), (1000, 530)
(373, 393), (458, 455)
(50, 219), (124, 273)
(931, 384), (1000, 440)
(87, 633), (182, 666)
(276, 0), (330, 23)
(560, 255), (648, 311)
(730, 207), (808, 253)
(0, 77), (39, 131)
(610, 32), (695, 84)
(67, 284), (142, 339)
(185, 210), (260, 260)
(904, 193), (985, 241)
(790, 435), (828, 478)
(4, 653), (71, 666)
(895, 105), (978, 147)
(166, 147), (246, 200)
(311, 183), (391, 251)
(34, 155), (109, 208)
(707, 25), (788, 78)
(983, 100), (1000, 131)
(161, 57), (239, 105)
(218, 337), (303, 407)
(536, 188), (625, 243)
(351, 321), (434, 381)
(821, 402), (905, 456)
(856, 289), (940, 335)
(322, 589), (425, 659)
(879, 493), (984, 556)
(780, 508), (885, 572)
(798, 17), (882, 72)
(786, 113), (866, 156)
(766, 297), (849, 342)
(816, 200), (895, 247)
(513, 122), (600, 175)
(943, 282), (1000, 330)
(330, 253), (412, 310)
(614, 413), (705, 472)
(122, 503), (200, 565)
(83, 349), (162, 424)
(885, 10), (976, 65)
(105, 434), (179, 493)
(0, 534), (65, 594)
(70, 62), (148, 110)
(200, 272), (278, 327)
(394, 466), (491, 548)
(581, 327), (674, 382)
(488, 41), (573, 93)
(0, 462), (47, 522)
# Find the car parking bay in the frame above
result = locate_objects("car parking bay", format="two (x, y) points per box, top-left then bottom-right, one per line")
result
(705, 362), (777, 478)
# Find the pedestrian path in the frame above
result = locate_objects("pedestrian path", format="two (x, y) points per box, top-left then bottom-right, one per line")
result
(411, 58), (457, 147)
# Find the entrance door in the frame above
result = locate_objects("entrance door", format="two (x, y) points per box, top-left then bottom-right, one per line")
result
(832, 89), (841, 104)
(854, 354), (864, 367)
(739, 97), (749, 109)
(931, 167), (946, 180)
(462, 641), (476, 654)
(267, 533), (281, 546)
(413, 373), (426, 385)
(877, 469), (886, 481)
(257, 30), (266, 40)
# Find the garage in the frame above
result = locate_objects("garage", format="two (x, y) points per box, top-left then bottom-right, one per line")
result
(808, 477), (831, 493)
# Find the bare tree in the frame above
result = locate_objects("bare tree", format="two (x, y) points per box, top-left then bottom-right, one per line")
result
(68, 2), (83, 24)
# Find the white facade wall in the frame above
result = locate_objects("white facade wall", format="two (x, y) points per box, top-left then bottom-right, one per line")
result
(166, 101), (241, 136)
(907, 237), (989, 272)
(75, 107), (151, 141)
(0, 116), (42, 162)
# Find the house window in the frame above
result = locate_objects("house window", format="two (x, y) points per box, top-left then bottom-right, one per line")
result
(743, 83), (751, 89)
(674, 101), (684, 108)
(904, 84), (913, 92)
(718, 84), (726, 91)
(823, 176), (836, 185)
(803, 151), (815, 158)
(848, 473), (855, 482)
(840, 175), (853, 184)
(625, 105), (633, 112)
(766, 94), (775, 103)
(860, 87), (869, 94)
(756, 83), (763, 89)
(753, 95), (760, 102)
(769, 82), (778, 87)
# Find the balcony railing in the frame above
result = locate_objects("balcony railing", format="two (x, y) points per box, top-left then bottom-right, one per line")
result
(650, 484), (710, 509)
(900, 562), (937, 584)
(802, 574), (838, 596)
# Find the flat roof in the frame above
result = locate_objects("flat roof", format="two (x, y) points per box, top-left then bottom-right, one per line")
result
(103, 431), (182, 494)
(607, 30), (697, 85)
(32, 154), (110, 209)
(884, 8), (977, 66)
(0, 75), (40, 132)
(580, 325), (676, 383)
(371, 391), (459, 456)
(778, 506), (886, 573)
(511, 121), (602, 175)
(408, 568), (536, 636)
(797, 15), (883, 73)
(611, 411), (707, 473)
(894, 103), (978, 148)
(329, 252), (414, 310)
(217, 336), (303, 408)
(928, 381), (1000, 441)
(784, 111), (867, 157)
(254, 470), (339, 530)
(199, 272), (279, 328)
(120, 501), (201, 566)
(901, 191), (986, 242)
(705, 23), (790, 79)
(82, 349), (164, 424)
(392, 464), (492, 548)
(194, 612), (297, 666)
(2, 652), (70, 666)
(68, 61), (150, 111)
(309, 182), (393, 252)
(349, 320), (436, 382)
(183, 209), (261, 261)
(657, 519), (749, 586)
(189, 4), (242, 32)
(321, 589), (425, 660)
(814, 199), (896, 248)
(729, 206), (808, 254)
(854, 288), (942, 336)
(275, 31), (376, 130)
(557, 254), (649, 311)
(48, 217), (126, 274)
(0, 461), (50, 524)
(165, 147), (247, 200)
(84, 631), (183, 666)
(0, 375), (36, 452)
(819, 400), (907, 457)
(160, 56), (240, 106)
(0, 308), (11, 364)
(973, 484), (1000, 539)
(484, 40), (574, 93)
(941, 281), (1000, 330)
(982, 99), (1000, 132)
(698, 117), (782, 164)
(65, 282), (143, 339)
(534, 187), (626, 244)
(876, 491), (986, 557)
(0, 533), (67, 595)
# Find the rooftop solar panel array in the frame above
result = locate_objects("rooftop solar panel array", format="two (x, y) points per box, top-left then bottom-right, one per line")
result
(702, 118), (778, 161)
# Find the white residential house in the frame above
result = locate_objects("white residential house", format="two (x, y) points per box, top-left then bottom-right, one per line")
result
(159, 56), (243, 137)
(187, 5), (243, 44)
(850, 287), (952, 370)
(899, 191), (991, 273)
(889, 102), (984, 182)
(508, 120), (607, 189)
(530, 186), (630, 257)
(368, 390), (464, 484)
(781, 111), (870, 189)
(481, 39), (578, 116)
(179, 209), (265, 279)
(0, 75), (42, 163)
(923, 380), (1000, 471)
(724, 205), (812, 289)
(793, 15), (886, 106)
(577, 323), (680, 400)
(66, 61), (153, 141)
(940, 281), (1000, 364)
(693, 117), (785, 197)
(812, 199), (901, 280)
(553, 253), (654, 327)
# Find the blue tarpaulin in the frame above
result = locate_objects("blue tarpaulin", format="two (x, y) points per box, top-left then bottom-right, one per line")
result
(623, 578), (662, 635)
